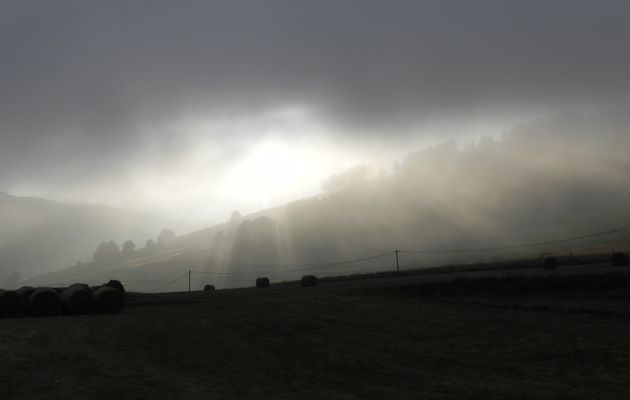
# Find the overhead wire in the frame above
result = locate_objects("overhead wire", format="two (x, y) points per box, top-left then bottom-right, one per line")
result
(145, 227), (629, 291)
(398, 227), (629, 254)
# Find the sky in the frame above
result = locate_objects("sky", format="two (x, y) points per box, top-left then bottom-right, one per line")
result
(1, 0), (629, 230)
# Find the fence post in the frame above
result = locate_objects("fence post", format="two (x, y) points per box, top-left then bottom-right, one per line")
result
(188, 270), (191, 292)
(395, 249), (400, 273)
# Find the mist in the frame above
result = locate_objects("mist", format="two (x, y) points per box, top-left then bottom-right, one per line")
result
(2, 1), (630, 224)
(194, 110), (630, 289)
(1, 1), (630, 285)
(5, 3), (630, 397)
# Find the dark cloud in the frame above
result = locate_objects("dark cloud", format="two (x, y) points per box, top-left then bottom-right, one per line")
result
(1, 0), (629, 201)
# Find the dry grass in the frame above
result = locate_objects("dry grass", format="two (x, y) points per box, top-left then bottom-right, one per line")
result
(2, 271), (630, 399)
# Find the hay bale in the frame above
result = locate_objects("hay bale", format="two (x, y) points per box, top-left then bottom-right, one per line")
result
(17, 286), (35, 303)
(0, 289), (25, 318)
(103, 279), (125, 294)
(301, 275), (318, 287)
(29, 287), (62, 317)
(93, 287), (124, 314)
(256, 277), (270, 288)
(611, 252), (629, 267)
(542, 257), (557, 270)
(203, 284), (215, 291)
(60, 285), (95, 315)
(70, 283), (90, 289)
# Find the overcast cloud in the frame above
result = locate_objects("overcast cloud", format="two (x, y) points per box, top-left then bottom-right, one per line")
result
(1, 0), (629, 227)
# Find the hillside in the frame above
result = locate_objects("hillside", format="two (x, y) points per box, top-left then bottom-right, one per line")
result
(0, 192), (168, 283)
(23, 112), (630, 292)
(21, 204), (288, 290)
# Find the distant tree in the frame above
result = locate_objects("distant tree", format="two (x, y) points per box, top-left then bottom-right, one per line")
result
(322, 165), (372, 192)
(231, 217), (278, 263)
(94, 241), (121, 266)
(229, 210), (242, 231)
(478, 135), (496, 148)
(145, 239), (158, 253)
(121, 240), (137, 259)
(213, 231), (227, 246)
(157, 229), (175, 246)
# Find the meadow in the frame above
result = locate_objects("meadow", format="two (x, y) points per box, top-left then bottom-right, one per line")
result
(2, 265), (630, 399)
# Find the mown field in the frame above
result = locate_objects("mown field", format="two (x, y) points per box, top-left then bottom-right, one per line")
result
(2, 267), (630, 399)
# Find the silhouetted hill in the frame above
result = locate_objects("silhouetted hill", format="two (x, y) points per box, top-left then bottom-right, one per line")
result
(24, 111), (630, 291)
(0, 192), (167, 283)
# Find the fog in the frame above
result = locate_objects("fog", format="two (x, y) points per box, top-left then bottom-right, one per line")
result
(1, 1), (630, 284)
(193, 110), (630, 289)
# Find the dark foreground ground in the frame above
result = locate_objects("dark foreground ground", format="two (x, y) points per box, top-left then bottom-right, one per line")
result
(2, 266), (630, 399)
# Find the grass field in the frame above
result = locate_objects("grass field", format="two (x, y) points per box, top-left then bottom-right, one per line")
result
(2, 267), (630, 399)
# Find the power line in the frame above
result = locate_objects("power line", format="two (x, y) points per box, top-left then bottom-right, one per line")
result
(205, 250), (393, 271)
(399, 227), (629, 254)
(190, 251), (393, 277)
(274, 251), (393, 273)
(151, 272), (188, 292)
(142, 227), (629, 292)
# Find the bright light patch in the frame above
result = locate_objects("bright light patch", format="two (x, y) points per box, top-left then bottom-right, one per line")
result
(33, 106), (404, 230)
(218, 137), (339, 210)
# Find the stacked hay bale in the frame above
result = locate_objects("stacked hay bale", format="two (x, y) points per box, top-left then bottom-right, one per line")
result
(542, 257), (557, 270)
(301, 275), (318, 287)
(0, 278), (127, 318)
(0, 289), (25, 318)
(29, 287), (62, 317)
(93, 287), (124, 314)
(256, 277), (270, 288)
(60, 285), (95, 315)
(70, 283), (90, 290)
(17, 286), (35, 303)
(611, 252), (629, 267)
(204, 284), (215, 291)
(103, 279), (125, 294)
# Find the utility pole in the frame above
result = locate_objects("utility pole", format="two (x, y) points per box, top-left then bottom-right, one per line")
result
(395, 249), (400, 273)
(188, 270), (191, 292)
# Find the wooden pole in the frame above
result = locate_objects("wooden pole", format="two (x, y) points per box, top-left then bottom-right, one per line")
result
(395, 250), (400, 273)
(188, 270), (191, 292)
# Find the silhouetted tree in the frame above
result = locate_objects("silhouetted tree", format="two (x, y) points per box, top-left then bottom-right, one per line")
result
(213, 231), (227, 246)
(322, 165), (372, 192)
(229, 210), (242, 232)
(121, 240), (137, 259)
(145, 239), (158, 253)
(232, 217), (278, 264)
(93, 241), (121, 266)
(157, 228), (175, 246)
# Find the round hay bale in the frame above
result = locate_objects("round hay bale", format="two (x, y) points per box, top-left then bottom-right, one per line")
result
(17, 286), (35, 303)
(0, 289), (25, 318)
(256, 277), (270, 288)
(29, 287), (62, 317)
(542, 257), (557, 270)
(611, 252), (629, 267)
(301, 275), (318, 287)
(70, 283), (90, 289)
(203, 284), (215, 291)
(93, 287), (124, 314)
(103, 279), (125, 294)
(60, 285), (95, 315)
